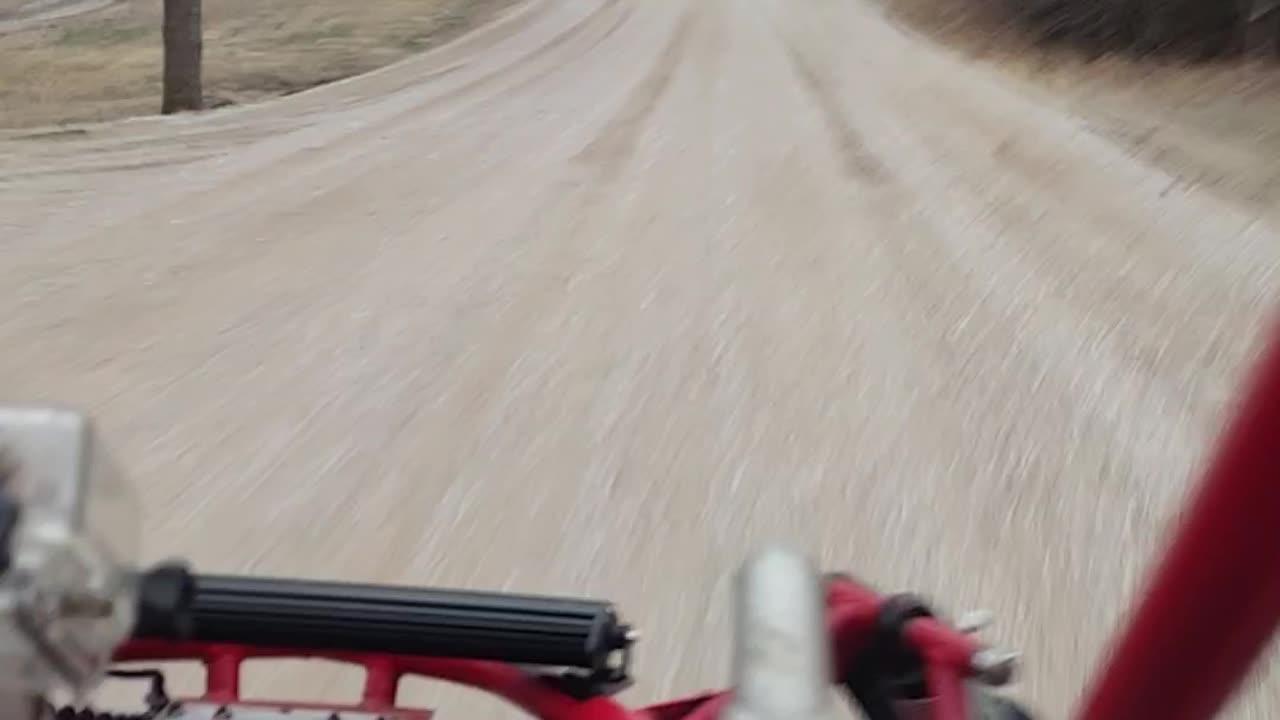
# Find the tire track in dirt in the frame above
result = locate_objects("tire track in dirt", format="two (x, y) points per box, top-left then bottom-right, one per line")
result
(405, 0), (628, 115)
(873, 84), (1274, 428)
(415, 6), (702, 463)
(478, 1), (633, 107)
(574, 3), (696, 179)
(338, 79), (693, 589)
(453, 5), (713, 413)
(0, 153), (220, 181)
(763, 30), (1188, 558)
(781, 43), (891, 186)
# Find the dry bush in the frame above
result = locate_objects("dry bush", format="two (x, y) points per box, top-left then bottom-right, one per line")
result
(1015, 0), (1243, 58)
(886, 0), (1277, 61)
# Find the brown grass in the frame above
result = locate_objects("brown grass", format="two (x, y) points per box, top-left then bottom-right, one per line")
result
(0, 0), (513, 128)
(879, 0), (1280, 212)
(882, 0), (1268, 59)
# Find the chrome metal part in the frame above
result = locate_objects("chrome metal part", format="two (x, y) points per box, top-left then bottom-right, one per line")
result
(970, 648), (1020, 687)
(0, 406), (139, 702)
(955, 610), (994, 635)
(726, 547), (836, 720)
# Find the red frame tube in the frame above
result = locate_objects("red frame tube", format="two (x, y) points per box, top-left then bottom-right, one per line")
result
(1077, 327), (1280, 720)
(116, 640), (600, 720)
(114, 576), (985, 720)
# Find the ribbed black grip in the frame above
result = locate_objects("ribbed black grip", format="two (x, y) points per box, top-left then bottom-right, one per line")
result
(134, 571), (630, 671)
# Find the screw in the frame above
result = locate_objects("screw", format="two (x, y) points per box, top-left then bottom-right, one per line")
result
(971, 648), (1020, 686)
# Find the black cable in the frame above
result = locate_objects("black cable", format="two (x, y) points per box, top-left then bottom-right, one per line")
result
(0, 478), (20, 577)
(52, 707), (155, 720)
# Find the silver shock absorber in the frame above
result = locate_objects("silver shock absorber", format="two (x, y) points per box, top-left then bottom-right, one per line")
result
(0, 407), (141, 720)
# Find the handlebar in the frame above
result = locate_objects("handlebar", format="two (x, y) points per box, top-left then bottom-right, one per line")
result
(133, 566), (634, 675)
(108, 554), (1028, 720)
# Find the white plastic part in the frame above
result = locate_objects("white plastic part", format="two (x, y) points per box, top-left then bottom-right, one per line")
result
(0, 406), (139, 702)
(725, 547), (836, 720)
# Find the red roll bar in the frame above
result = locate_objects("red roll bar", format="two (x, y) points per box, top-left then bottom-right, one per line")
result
(1078, 324), (1280, 719)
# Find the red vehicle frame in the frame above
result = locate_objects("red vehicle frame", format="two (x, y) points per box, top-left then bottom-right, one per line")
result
(112, 323), (1280, 720)
(115, 573), (985, 720)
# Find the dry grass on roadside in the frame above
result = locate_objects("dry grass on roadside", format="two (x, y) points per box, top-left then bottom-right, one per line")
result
(882, 0), (1259, 59)
(877, 0), (1280, 212)
(0, 0), (512, 129)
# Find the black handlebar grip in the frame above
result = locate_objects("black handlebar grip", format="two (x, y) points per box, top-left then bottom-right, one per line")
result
(133, 562), (195, 638)
(134, 570), (631, 672)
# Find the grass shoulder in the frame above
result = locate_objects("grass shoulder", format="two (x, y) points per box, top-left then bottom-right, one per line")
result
(0, 0), (515, 129)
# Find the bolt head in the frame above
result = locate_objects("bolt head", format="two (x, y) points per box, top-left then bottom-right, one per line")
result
(956, 609), (994, 634)
(971, 648), (1020, 686)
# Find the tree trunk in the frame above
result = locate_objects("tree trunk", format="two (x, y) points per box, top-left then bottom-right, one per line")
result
(162, 0), (202, 114)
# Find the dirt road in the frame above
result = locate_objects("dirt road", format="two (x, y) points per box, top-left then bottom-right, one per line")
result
(2, 0), (1279, 715)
